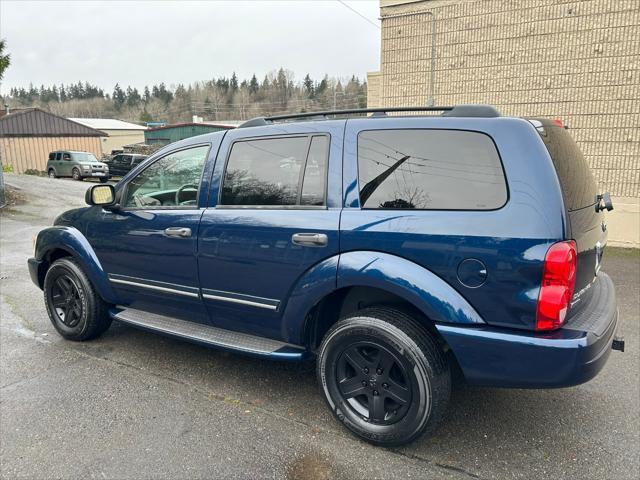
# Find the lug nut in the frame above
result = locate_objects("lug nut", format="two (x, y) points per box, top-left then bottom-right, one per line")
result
(377, 368), (383, 375)
(361, 380), (367, 387)
(382, 383), (389, 389)
(373, 390), (379, 396)
(363, 367), (369, 374)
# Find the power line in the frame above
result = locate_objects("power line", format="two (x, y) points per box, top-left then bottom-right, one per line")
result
(337, 0), (380, 29)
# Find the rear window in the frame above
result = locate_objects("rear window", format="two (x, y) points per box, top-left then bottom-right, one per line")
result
(531, 119), (598, 211)
(357, 129), (507, 210)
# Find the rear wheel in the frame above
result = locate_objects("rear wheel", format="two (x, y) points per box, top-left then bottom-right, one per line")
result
(99, 177), (109, 183)
(72, 168), (82, 181)
(43, 258), (112, 341)
(317, 307), (450, 446)
(48, 169), (56, 179)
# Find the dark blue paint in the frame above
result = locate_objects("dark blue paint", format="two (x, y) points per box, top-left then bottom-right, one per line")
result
(28, 116), (619, 386)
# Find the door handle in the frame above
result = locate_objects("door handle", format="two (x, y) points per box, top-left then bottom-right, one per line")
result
(291, 232), (328, 247)
(164, 227), (192, 238)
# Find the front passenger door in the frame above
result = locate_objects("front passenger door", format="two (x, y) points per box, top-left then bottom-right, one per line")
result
(85, 144), (213, 323)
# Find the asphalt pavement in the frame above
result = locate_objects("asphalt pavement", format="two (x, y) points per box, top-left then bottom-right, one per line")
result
(1, 173), (638, 479)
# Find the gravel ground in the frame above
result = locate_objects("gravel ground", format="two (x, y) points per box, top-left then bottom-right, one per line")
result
(1, 173), (638, 479)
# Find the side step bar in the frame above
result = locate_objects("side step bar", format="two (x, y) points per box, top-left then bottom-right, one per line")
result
(110, 308), (307, 360)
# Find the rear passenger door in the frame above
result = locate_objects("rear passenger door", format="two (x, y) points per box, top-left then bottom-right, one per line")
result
(198, 122), (344, 340)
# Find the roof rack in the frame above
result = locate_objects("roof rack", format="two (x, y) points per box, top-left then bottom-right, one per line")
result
(238, 104), (501, 128)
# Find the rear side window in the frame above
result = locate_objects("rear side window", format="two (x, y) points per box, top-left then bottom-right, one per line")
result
(48, 152), (55, 160)
(532, 120), (598, 211)
(221, 135), (329, 207)
(357, 129), (507, 210)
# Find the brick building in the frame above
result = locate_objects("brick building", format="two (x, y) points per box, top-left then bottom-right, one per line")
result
(368, 0), (639, 246)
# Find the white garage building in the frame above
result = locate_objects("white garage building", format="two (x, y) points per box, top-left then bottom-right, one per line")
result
(69, 118), (147, 155)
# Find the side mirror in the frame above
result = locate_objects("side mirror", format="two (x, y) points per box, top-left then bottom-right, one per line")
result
(85, 184), (116, 208)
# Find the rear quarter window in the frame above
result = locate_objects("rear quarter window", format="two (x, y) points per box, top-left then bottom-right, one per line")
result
(357, 129), (507, 210)
(531, 119), (598, 211)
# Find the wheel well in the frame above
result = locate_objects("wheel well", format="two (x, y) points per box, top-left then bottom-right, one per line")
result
(37, 248), (73, 286)
(305, 286), (439, 349)
(304, 286), (463, 379)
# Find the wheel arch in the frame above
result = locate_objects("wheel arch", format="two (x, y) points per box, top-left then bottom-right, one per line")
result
(282, 251), (485, 348)
(34, 226), (118, 303)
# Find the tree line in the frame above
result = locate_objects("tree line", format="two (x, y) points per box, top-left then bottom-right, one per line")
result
(5, 68), (368, 124)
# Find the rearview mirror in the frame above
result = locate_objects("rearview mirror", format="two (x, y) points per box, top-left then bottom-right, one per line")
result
(85, 184), (116, 207)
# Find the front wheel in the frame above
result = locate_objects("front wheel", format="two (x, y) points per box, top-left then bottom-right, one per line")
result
(48, 169), (56, 179)
(72, 168), (82, 181)
(317, 307), (450, 446)
(43, 258), (112, 341)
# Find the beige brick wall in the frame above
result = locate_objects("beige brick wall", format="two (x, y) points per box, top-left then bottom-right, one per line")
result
(367, 71), (383, 108)
(371, 0), (640, 199)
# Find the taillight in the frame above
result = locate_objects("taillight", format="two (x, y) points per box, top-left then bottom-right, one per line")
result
(536, 241), (577, 331)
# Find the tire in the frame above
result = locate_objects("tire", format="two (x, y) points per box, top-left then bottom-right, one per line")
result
(43, 258), (112, 341)
(99, 177), (109, 183)
(72, 168), (82, 181)
(317, 307), (450, 447)
(48, 169), (56, 179)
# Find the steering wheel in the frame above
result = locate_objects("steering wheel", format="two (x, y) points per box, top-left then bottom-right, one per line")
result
(175, 184), (199, 205)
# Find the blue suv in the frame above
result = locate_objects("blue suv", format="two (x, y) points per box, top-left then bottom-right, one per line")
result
(28, 105), (624, 446)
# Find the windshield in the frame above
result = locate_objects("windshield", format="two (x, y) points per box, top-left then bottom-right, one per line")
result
(72, 153), (99, 163)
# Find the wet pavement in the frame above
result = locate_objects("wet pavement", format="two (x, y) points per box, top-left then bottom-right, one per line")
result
(1, 174), (638, 479)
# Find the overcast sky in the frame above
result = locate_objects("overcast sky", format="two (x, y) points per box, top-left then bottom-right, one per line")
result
(0, 0), (381, 93)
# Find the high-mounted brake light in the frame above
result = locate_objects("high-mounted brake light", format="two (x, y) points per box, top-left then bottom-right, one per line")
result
(536, 241), (577, 331)
(552, 118), (564, 127)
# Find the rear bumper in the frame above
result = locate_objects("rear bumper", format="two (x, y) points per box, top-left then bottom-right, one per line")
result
(438, 272), (621, 388)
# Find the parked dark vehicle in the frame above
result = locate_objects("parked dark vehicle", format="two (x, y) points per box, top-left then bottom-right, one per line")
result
(106, 153), (148, 177)
(46, 150), (110, 182)
(28, 105), (624, 446)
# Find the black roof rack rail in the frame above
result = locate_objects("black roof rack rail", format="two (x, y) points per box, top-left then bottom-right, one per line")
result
(238, 104), (501, 128)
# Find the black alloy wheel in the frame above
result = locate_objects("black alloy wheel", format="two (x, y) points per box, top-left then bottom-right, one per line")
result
(336, 342), (412, 425)
(49, 274), (84, 328)
(43, 258), (112, 341)
(317, 307), (451, 446)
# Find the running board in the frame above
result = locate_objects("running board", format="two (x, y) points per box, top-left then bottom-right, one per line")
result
(110, 308), (306, 360)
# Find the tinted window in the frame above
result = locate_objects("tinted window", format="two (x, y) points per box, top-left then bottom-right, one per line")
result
(49, 152), (55, 161)
(221, 136), (328, 206)
(55, 153), (61, 161)
(301, 136), (329, 206)
(124, 145), (209, 208)
(532, 119), (597, 211)
(63, 153), (71, 160)
(358, 130), (507, 210)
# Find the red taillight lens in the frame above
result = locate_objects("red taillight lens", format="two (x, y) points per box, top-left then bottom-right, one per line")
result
(536, 241), (577, 331)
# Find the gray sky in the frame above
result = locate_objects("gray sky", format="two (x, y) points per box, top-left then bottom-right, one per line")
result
(0, 0), (381, 93)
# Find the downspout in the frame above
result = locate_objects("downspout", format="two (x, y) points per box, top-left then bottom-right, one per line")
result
(380, 10), (437, 106)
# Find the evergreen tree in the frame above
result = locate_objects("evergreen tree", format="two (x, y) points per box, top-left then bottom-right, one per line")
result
(230, 72), (238, 92)
(303, 74), (314, 98)
(249, 74), (259, 95)
(113, 83), (126, 109)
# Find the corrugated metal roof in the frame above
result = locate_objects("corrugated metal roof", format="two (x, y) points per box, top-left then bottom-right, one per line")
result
(0, 109), (106, 137)
(69, 118), (147, 130)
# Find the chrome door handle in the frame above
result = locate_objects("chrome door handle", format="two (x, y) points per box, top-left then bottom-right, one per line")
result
(291, 232), (328, 247)
(164, 227), (192, 238)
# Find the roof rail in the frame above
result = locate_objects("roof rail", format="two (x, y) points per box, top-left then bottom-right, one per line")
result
(238, 104), (501, 128)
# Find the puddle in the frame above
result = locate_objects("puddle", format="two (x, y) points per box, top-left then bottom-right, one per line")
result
(286, 453), (333, 480)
